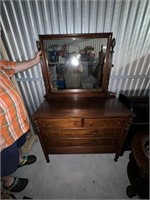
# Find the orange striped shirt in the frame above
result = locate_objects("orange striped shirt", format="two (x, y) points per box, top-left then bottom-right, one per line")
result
(0, 60), (29, 148)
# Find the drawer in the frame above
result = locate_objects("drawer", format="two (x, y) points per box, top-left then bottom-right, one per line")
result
(37, 118), (82, 128)
(47, 146), (119, 154)
(40, 128), (122, 138)
(44, 137), (120, 147)
(83, 118), (126, 128)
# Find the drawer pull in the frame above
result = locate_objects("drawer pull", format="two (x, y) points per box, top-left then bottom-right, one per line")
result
(89, 122), (93, 126)
(73, 122), (77, 126)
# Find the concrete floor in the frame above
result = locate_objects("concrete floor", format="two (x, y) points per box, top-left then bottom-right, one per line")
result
(12, 138), (139, 199)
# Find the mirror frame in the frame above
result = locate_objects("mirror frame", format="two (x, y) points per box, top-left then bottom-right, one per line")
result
(38, 33), (115, 99)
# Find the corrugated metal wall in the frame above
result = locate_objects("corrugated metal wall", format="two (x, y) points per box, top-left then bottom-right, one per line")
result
(1, 0), (150, 115)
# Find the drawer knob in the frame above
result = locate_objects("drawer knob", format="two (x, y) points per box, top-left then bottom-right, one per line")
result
(73, 122), (77, 126)
(89, 122), (93, 126)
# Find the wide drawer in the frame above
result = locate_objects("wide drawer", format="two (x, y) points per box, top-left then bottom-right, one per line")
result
(37, 118), (82, 128)
(83, 118), (126, 128)
(40, 128), (122, 138)
(46, 146), (119, 154)
(43, 137), (120, 147)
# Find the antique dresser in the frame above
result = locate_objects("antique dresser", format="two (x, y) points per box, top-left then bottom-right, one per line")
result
(33, 33), (134, 162)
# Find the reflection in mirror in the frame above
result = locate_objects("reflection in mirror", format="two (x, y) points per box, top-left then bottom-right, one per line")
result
(43, 38), (107, 91)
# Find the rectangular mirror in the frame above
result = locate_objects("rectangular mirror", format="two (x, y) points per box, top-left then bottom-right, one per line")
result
(38, 33), (114, 98)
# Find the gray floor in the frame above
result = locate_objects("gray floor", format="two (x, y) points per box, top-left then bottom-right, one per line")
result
(12, 137), (139, 200)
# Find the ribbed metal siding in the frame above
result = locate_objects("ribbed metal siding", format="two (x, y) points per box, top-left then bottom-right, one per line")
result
(1, 0), (149, 114)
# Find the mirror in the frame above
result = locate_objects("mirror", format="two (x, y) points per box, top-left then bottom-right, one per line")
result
(38, 33), (115, 97)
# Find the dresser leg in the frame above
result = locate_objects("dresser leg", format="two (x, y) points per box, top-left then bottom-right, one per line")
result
(37, 133), (50, 163)
(45, 154), (50, 163)
(114, 154), (118, 162)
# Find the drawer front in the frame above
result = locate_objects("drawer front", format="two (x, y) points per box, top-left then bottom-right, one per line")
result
(44, 138), (120, 147)
(37, 118), (82, 128)
(83, 118), (126, 128)
(40, 128), (122, 138)
(47, 146), (119, 154)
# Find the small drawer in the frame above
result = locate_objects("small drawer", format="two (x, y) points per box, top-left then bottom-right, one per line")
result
(83, 118), (126, 129)
(37, 118), (82, 128)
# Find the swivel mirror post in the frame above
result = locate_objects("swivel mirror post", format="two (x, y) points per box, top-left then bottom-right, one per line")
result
(110, 38), (116, 68)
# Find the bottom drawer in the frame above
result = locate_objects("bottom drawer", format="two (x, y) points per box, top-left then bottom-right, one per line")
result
(44, 137), (119, 147)
(46, 146), (119, 154)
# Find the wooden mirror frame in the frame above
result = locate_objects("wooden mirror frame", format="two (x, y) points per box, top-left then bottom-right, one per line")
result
(38, 33), (115, 99)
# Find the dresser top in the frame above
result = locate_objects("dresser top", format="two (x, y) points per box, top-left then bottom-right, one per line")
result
(33, 95), (133, 119)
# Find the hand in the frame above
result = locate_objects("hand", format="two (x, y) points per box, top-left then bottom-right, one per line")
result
(0, 135), (6, 152)
(34, 51), (42, 65)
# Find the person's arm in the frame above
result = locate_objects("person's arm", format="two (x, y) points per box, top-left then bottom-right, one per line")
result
(0, 135), (6, 152)
(15, 51), (41, 73)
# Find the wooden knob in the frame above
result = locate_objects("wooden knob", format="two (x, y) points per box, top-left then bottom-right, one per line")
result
(73, 122), (77, 126)
(89, 122), (93, 126)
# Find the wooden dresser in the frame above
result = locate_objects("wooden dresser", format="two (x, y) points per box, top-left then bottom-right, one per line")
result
(33, 33), (134, 163)
(33, 94), (133, 162)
